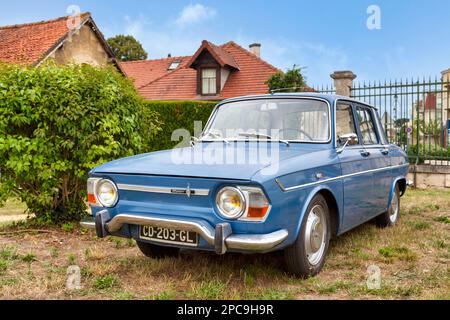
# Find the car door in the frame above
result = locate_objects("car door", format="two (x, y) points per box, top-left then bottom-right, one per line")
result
(355, 105), (392, 216)
(336, 102), (375, 231)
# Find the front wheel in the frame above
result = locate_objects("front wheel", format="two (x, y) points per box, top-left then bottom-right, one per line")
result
(136, 241), (180, 259)
(284, 194), (331, 278)
(376, 184), (400, 228)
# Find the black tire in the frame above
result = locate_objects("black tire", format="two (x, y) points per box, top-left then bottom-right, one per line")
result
(284, 194), (331, 278)
(136, 241), (180, 259)
(377, 184), (400, 228)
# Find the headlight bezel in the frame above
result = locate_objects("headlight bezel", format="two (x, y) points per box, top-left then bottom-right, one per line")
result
(96, 179), (119, 208)
(215, 185), (271, 222)
(215, 186), (247, 220)
(88, 178), (119, 208)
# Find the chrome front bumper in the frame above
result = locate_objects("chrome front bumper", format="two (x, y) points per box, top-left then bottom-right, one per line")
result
(80, 212), (288, 254)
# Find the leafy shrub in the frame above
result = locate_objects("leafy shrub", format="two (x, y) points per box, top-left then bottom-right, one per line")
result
(143, 100), (216, 152)
(0, 63), (160, 223)
(408, 144), (450, 163)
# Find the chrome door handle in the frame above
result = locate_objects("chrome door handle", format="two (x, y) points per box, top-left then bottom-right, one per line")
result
(381, 149), (389, 155)
(360, 150), (371, 157)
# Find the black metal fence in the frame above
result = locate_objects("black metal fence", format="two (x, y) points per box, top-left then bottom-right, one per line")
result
(315, 78), (450, 163)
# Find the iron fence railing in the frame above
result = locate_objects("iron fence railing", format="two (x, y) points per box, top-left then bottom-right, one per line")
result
(315, 78), (450, 163)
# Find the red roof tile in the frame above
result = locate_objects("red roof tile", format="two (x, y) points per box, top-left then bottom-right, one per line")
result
(123, 40), (281, 100)
(187, 40), (240, 70)
(0, 13), (91, 65)
(120, 56), (191, 89)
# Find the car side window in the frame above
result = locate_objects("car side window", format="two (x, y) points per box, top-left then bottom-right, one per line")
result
(336, 104), (359, 146)
(356, 107), (379, 145)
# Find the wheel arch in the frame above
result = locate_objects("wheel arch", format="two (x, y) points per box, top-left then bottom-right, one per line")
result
(387, 177), (407, 210)
(397, 178), (407, 196)
(317, 189), (340, 239)
(294, 186), (341, 241)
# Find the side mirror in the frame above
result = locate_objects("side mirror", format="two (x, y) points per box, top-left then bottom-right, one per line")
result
(336, 133), (358, 154)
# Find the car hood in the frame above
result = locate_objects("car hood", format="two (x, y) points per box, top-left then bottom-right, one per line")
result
(91, 143), (319, 181)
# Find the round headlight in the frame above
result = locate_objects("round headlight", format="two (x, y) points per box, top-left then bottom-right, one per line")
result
(216, 187), (246, 219)
(95, 179), (118, 208)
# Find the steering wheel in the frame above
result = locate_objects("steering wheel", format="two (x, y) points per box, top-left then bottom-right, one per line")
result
(275, 128), (314, 141)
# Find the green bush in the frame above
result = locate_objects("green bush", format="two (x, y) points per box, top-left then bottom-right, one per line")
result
(0, 63), (160, 223)
(408, 144), (450, 163)
(144, 100), (217, 151)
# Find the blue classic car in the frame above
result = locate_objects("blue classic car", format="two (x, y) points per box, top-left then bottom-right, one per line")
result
(82, 93), (409, 277)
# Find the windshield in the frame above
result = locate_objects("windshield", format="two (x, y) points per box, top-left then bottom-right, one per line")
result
(202, 98), (330, 143)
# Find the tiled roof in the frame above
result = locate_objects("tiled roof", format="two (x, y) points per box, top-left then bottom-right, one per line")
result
(123, 41), (281, 100)
(120, 56), (191, 89)
(0, 13), (91, 65)
(187, 40), (240, 70)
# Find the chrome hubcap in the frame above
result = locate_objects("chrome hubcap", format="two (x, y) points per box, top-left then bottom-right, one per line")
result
(390, 194), (399, 223)
(305, 205), (327, 266)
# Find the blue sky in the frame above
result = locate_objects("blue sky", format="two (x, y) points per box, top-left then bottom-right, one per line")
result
(1, 0), (449, 85)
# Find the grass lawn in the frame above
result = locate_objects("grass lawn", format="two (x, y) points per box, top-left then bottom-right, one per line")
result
(0, 188), (449, 300)
(0, 198), (28, 228)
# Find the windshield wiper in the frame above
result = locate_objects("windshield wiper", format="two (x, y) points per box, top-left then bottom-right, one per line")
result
(237, 132), (290, 147)
(200, 132), (230, 144)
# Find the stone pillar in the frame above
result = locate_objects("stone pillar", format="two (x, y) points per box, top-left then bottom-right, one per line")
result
(331, 71), (357, 97)
(442, 68), (450, 147)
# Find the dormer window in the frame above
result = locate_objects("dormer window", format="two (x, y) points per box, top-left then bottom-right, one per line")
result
(187, 41), (240, 98)
(201, 68), (217, 95)
(168, 60), (181, 70)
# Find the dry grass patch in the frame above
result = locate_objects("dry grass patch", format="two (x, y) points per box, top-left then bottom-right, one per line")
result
(0, 188), (449, 300)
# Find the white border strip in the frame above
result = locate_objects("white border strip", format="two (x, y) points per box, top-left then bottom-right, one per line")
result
(276, 164), (409, 192)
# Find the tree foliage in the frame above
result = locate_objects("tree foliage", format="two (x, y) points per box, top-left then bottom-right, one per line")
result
(0, 63), (160, 222)
(107, 35), (148, 62)
(266, 66), (307, 93)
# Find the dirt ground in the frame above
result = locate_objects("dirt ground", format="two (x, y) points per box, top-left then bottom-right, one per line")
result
(0, 188), (449, 300)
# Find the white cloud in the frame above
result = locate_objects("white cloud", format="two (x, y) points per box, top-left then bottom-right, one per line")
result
(175, 3), (217, 28)
(124, 14), (150, 38)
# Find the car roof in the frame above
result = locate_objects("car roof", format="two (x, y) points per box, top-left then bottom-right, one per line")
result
(219, 93), (378, 110)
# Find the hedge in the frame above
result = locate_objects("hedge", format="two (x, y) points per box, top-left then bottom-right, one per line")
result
(0, 63), (161, 222)
(144, 100), (217, 151)
(407, 144), (450, 163)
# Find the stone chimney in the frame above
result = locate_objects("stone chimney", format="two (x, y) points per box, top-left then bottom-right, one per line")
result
(249, 43), (261, 58)
(331, 70), (357, 97)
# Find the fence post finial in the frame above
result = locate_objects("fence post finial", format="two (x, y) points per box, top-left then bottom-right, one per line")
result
(330, 70), (357, 97)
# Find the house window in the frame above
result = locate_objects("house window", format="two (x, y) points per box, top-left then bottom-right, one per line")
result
(202, 68), (217, 95)
(168, 60), (181, 70)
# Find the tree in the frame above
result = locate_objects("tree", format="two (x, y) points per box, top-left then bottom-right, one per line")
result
(266, 66), (307, 93)
(107, 35), (148, 62)
(0, 63), (160, 223)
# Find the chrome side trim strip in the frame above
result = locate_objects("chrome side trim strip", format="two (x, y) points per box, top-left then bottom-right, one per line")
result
(117, 184), (210, 196)
(105, 214), (288, 252)
(276, 164), (410, 192)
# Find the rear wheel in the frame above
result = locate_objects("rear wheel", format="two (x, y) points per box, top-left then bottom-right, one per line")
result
(377, 184), (400, 228)
(136, 241), (180, 259)
(284, 194), (331, 278)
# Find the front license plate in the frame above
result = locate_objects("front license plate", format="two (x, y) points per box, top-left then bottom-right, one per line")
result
(139, 225), (198, 247)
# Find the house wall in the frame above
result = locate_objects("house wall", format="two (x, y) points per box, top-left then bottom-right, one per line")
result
(49, 24), (110, 66)
(221, 67), (230, 90)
